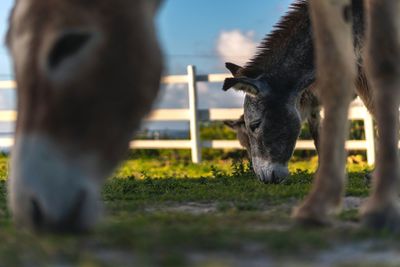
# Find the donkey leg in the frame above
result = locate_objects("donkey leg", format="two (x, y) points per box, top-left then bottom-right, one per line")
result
(293, 0), (356, 225)
(308, 104), (321, 154)
(361, 0), (400, 231)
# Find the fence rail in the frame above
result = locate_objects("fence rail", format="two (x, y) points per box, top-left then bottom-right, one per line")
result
(0, 65), (376, 164)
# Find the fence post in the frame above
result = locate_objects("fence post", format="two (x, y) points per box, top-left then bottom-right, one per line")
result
(187, 65), (202, 163)
(363, 110), (375, 165)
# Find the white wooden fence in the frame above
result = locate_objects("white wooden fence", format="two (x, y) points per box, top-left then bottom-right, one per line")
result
(0, 65), (376, 164)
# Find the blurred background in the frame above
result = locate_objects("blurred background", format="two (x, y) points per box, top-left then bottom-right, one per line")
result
(0, 0), (372, 163)
(0, 0), (293, 134)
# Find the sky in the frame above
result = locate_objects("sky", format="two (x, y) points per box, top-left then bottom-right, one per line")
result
(0, 0), (293, 130)
(157, 0), (292, 75)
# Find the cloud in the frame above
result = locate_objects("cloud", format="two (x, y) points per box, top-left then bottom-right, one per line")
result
(151, 29), (257, 116)
(154, 84), (188, 109)
(216, 30), (257, 66)
(153, 82), (244, 110)
(197, 82), (243, 109)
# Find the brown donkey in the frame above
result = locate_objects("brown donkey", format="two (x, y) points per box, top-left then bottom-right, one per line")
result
(6, 0), (163, 232)
(293, 0), (400, 230)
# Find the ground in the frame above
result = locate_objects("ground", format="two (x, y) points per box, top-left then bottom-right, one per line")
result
(0, 155), (398, 267)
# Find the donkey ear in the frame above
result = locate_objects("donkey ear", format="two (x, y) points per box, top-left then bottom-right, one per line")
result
(149, 0), (164, 14)
(225, 62), (244, 77)
(222, 75), (269, 97)
(224, 115), (245, 130)
(224, 120), (240, 130)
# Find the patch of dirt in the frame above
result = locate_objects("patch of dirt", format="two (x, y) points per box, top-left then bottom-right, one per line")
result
(144, 197), (366, 215)
(342, 196), (365, 210)
(189, 251), (272, 267)
(91, 249), (137, 266)
(189, 241), (400, 267)
(145, 202), (218, 215)
(316, 241), (400, 267)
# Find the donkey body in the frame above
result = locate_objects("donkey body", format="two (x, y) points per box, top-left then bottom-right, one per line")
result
(6, 0), (163, 232)
(223, 0), (371, 183)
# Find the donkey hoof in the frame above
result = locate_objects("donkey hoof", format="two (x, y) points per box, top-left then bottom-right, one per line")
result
(362, 206), (400, 233)
(292, 205), (331, 227)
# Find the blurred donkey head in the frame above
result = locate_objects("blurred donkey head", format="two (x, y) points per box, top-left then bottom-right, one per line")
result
(6, 0), (163, 232)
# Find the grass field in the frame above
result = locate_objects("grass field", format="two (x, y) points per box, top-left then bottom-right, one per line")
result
(0, 154), (399, 267)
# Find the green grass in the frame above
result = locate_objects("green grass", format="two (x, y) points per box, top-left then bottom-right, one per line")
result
(0, 155), (396, 266)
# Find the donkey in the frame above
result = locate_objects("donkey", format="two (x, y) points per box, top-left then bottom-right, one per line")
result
(224, 62), (321, 182)
(223, 0), (371, 184)
(6, 0), (163, 232)
(294, 0), (400, 230)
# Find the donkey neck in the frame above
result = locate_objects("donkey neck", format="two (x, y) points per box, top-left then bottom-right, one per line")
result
(240, 0), (365, 95)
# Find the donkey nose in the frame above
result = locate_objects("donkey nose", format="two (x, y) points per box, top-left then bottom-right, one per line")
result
(9, 134), (103, 233)
(270, 171), (280, 184)
(30, 190), (88, 233)
(262, 170), (285, 184)
(255, 163), (289, 184)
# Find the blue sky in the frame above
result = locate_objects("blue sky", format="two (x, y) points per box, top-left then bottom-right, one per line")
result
(0, 0), (293, 130)
(158, 0), (292, 75)
(0, 0), (13, 79)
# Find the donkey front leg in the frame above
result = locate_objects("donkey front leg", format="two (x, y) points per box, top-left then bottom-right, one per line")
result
(361, 0), (400, 231)
(293, 0), (356, 225)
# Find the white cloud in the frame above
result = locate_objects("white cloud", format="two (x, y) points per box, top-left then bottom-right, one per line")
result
(154, 84), (188, 109)
(197, 82), (244, 109)
(216, 30), (257, 66)
(152, 29), (257, 115)
(153, 82), (244, 110)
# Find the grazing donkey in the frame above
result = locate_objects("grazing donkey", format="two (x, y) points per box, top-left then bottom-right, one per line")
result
(6, 0), (163, 232)
(224, 62), (321, 180)
(294, 0), (400, 230)
(223, 0), (370, 184)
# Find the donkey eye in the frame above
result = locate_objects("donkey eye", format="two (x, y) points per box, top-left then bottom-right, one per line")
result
(48, 32), (92, 69)
(249, 121), (262, 132)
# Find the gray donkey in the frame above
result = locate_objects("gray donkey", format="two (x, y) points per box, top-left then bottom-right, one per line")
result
(224, 63), (321, 170)
(223, 0), (371, 183)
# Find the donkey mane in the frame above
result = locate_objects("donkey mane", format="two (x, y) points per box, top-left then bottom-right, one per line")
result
(241, 0), (309, 78)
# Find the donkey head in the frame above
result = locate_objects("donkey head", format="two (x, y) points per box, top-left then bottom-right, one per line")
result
(6, 0), (163, 232)
(223, 63), (301, 183)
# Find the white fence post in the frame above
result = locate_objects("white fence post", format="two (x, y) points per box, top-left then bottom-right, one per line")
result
(187, 65), (202, 163)
(364, 111), (375, 165)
